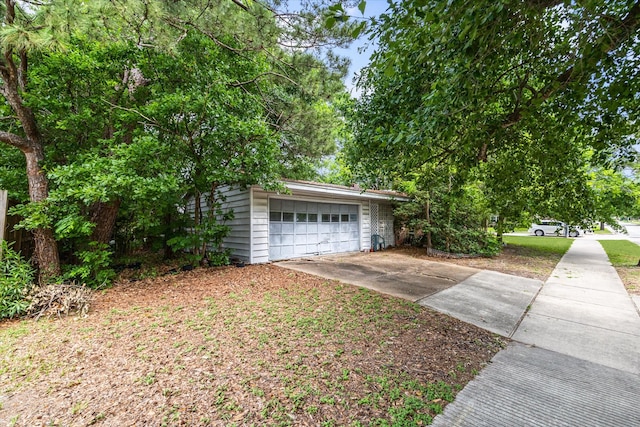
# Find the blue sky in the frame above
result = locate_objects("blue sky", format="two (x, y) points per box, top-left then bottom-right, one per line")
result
(332, 1), (391, 94)
(285, 0), (391, 95)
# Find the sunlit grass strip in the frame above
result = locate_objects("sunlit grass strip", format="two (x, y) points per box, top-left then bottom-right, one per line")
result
(594, 229), (612, 235)
(599, 240), (640, 266)
(502, 235), (573, 256)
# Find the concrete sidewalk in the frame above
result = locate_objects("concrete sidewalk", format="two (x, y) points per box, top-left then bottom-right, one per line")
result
(431, 238), (640, 426)
(513, 238), (640, 373)
(431, 342), (640, 427)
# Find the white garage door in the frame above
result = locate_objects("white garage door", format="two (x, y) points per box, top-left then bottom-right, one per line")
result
(269, 199), (360, 261)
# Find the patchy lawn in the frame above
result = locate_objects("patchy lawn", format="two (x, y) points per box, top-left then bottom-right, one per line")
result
(396, 235), (573, 281)
(598, 240), (640, 296)
(0, 265), (505, 426)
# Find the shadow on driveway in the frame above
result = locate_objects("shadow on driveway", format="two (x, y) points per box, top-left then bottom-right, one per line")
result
(276, 251), (478, 301)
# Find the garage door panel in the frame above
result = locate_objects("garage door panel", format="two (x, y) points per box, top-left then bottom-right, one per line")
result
(282, 234), (294, 245)
(269, 223), (282, 234)
(282, 223), (294, 233)
(282, 200), (295, 211)
(270, 234), (282, 246)
(269, 200), (361, 261)
(280, 245), (295, 257)
(271, 199), (282, 211)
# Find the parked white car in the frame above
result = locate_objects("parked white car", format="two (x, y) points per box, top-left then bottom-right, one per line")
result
(529, 220), (581, 237)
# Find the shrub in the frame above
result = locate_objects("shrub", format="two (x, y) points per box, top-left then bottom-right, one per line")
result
(0, 241), (35, 319)
(63, 242), (115, 288)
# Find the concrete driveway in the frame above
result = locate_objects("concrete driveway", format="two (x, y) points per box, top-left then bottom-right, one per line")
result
(276, 251), (478, 301)
(277, 251), (544, 337)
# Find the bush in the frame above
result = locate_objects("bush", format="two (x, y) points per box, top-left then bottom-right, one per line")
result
(63, 242), (116, 288)
(0, 241), (35, 319)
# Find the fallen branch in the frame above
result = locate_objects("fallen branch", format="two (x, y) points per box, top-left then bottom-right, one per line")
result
(26, 282), (94, 320)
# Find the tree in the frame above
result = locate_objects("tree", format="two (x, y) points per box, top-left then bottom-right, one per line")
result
(340, 0), (639, 239)
(0, 0), (64, 282)
(588, 167), (640, 225)
(359, 0), (639, 161)
(0, 0), (354, 282)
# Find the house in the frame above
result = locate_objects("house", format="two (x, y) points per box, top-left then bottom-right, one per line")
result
(212, 180), (409, 263)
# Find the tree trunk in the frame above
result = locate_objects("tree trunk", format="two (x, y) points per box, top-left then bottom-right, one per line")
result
(0, 1), (62, 283)
(496, 216), (504, 244)
(25, 148), (60, 283)
(424, 198), (432, 251)
(193, 191), (202, 257)
(89, 199), (121, 245)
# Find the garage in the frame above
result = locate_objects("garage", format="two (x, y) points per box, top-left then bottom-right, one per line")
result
(210, 180), (407, 264)
(268, 199), (360, 261)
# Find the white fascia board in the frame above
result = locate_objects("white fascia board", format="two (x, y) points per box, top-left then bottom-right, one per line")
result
(282, 182), (410, 202)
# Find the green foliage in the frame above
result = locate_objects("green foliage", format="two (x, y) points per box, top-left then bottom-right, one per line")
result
(167, 230), (232, 267)
(1, 0), (354, 278)
(0, 242), (35, 319)
(0, 149), (28, 202)
(588, 168), (640, 225)
(502, 236), (573, 256)
(167, 196), (233, 266)
(598, 240), (640, 267)
(344, 0), (640, 238)
(394, 175), (500, 256)
(7, 201), (53, 232)
(63, 242), (115, 288)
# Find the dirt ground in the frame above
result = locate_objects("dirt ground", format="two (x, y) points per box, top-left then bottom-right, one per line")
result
(392, 245), (560, 282)
(0, 263), (506, 426)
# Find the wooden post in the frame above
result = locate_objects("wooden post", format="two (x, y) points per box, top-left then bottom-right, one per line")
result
(0, 189), (7, 258)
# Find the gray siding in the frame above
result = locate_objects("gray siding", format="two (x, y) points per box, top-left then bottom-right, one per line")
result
(218, 187), (251, 261)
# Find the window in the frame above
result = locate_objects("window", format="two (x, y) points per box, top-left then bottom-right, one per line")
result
(296, 213), (308, 222)
(349, 214), (358, 222)
(341, 214), (349, 222)
(331, 214), (339, 222)
(322, 214), (331, 222)
(308, 213), (318, 222)
(269, 211), (281, 222)
(283, 212), (294, 222)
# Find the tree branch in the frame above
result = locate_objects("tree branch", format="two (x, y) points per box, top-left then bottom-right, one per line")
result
(0, 130), (32, 151)
(505, 0), (640, 127)
(231, 71), (299, 88)
(230, 0), (248, 12)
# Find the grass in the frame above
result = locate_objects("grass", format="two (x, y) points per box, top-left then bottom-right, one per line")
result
(502, 235), (573, 256)
(598, 240), (640, 266)
(593, 229), (612, 235)
(598, 240), (640, 295)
